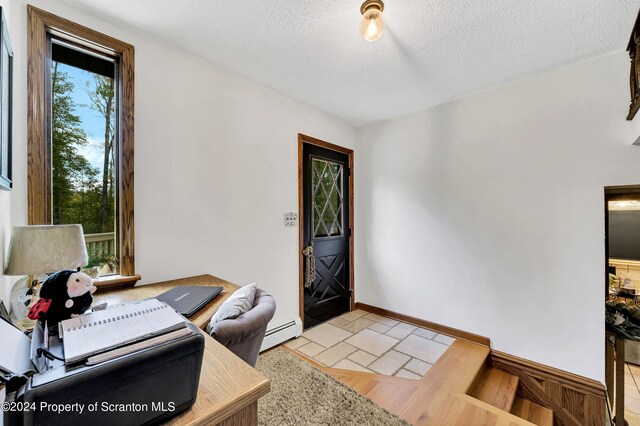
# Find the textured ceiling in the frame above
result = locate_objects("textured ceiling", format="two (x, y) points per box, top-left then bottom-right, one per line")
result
(62, 0), (639, 127)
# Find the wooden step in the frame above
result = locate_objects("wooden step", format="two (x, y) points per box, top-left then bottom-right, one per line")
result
(451, 393), (538, 426)
(398, 340), (492, 424)
(469, 368), (519, 411)
(325, 340), (492, 425)
(511, 396), (554, 426)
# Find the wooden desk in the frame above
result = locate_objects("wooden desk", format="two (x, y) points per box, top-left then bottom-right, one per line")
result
(94, 274), (271, 425)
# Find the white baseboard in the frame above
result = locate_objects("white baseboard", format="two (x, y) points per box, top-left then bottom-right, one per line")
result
(260, 317), (302, 351)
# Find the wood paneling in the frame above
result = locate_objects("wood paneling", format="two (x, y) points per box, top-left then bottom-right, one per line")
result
(491, 350), (606, 426)
(354, 302), (491, 346)
(297, 134), (355, 325)
(27, 6), (136, 278)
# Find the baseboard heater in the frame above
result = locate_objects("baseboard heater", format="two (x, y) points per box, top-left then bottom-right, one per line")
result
(260, 317), (302, 351)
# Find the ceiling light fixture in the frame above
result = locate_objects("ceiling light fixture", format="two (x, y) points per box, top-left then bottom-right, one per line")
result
(360, 0), (385, 42)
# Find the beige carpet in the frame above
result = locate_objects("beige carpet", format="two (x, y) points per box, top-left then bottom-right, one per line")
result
(256, 347), (409, 426)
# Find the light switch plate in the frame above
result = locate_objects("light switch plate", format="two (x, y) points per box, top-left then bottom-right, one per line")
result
(284, 212), (298, 227)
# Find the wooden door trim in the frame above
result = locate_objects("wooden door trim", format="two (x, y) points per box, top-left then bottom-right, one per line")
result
(298, 134), (354, 326)
(603, 184), (640, 409)
(603, 185), (640, 298)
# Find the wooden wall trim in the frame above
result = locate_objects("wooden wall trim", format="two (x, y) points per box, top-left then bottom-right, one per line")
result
(491, 350), (606, 397)
(28, 6), (133, 52)
(119, 39), (135, 276)
(491, 349), (606, 426)
(27, 5), (135, 277)
(27, 7), (49, 225)
(354, 302), (491, 347)
(298, 134), (355, 326)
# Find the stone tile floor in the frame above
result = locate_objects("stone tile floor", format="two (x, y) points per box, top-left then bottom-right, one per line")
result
(284, 310), (456, 380)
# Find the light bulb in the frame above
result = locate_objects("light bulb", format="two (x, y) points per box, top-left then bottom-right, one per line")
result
(360, 1), (385, 42)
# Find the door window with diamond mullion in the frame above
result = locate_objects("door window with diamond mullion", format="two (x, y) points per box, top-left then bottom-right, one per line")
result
(311, 157), (344, 238)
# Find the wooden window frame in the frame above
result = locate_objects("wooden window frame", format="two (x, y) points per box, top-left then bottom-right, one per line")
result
(28, 6), (138, 288)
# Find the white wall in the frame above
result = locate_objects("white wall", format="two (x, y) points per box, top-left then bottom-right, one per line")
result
(355, 51), (640, 381)
(5, 0), (356, 328)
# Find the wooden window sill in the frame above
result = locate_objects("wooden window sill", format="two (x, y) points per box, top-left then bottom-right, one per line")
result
(94, 274), (141, 292)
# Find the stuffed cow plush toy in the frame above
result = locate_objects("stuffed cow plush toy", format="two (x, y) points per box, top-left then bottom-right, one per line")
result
(28, 268), (97, 324)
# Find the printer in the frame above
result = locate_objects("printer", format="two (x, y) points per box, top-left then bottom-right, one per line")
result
(1, 318), (204, 426)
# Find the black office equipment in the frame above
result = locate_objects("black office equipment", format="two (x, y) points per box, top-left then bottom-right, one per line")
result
(156, 286), (223, 317)
(1, 318), (204, 426)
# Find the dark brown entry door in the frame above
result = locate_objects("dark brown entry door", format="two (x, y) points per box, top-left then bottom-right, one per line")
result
(303, 143), (351, 330)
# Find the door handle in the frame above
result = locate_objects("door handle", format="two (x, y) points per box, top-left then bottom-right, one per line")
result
(303, 243), (315, 288)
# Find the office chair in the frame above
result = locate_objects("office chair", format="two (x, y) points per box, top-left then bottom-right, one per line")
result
(209, 288), (276, 367)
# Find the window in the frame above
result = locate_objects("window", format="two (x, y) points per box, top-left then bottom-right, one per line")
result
(51, 41), (117, 275)
(28, 6), (137, 287)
